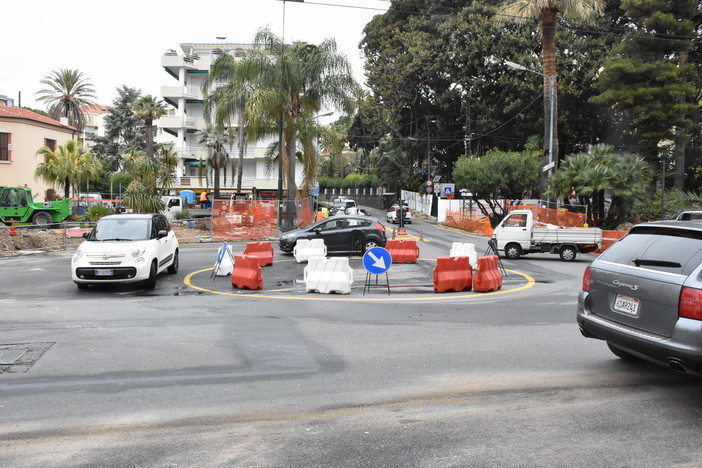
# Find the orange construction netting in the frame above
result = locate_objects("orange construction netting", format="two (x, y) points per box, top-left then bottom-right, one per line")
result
(508, 205), (587, 227)
(211, 197), (314, 241)
(444, 212), (494, 237)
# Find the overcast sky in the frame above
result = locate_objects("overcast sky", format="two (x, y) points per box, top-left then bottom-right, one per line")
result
(2, 0), (389, 114)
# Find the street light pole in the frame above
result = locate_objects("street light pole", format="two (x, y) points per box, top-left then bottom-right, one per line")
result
(505, 60), (556, 203)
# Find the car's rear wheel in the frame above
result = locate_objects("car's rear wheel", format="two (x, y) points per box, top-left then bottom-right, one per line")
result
(607, 342), (642, 362)
(559, 245), (577, 262)
(363, 240), (379, 252)
(504, 243), (522, 260)
(167, 250), (179, 274)
(144, 261), (158, 289)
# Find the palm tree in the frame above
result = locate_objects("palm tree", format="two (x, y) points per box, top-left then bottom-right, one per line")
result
(121, 148), (163, 213)
(196, 123), (230, 198)
(131, 96), (168, 161)
(499, 0), (605, 188)
(245, 27), (356, 224)
(35, 140), (101, 199)
(156, 143), (179, 194)
(35, 69), (97, 132)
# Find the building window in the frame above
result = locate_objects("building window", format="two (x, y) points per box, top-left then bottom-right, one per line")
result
(44, 138), (57, 151)
(0, 133), (10, 161)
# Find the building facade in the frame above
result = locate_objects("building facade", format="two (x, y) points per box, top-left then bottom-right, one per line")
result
(159, 42), (303, 199)
(0, 106), (78, 200)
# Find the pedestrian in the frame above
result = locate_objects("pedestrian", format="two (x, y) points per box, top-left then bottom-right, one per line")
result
(200, 191), (208, 209)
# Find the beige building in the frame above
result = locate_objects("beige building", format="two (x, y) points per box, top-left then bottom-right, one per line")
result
(0, 106), (78, 201)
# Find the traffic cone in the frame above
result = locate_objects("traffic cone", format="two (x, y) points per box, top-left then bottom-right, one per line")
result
(9, 226), (17, 236)
(419, 231), (424, 241)
(392, 228), (396, 239)
(398, 228), (407, 236)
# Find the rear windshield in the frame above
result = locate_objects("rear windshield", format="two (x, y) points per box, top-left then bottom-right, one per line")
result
(599, 227), (702, 275)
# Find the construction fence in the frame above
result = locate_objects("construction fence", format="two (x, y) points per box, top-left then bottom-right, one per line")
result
(211, 197), (315, 241)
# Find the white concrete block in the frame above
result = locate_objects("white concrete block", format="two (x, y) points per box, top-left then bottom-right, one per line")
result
(293, 238), (327, 263)
(303, 256), (354, 294)
(449, 242), (478, 270)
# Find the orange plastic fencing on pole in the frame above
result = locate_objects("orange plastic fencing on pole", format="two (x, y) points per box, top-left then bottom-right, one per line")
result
(433, 256), (472, 293)
(597, 230), (628, 253)
(443, 213), (494, 237)
(385, 239), (420, 264)
(473, 255), (502, 293)
(243, 241), (274, 266)
(231, 254), (263, 290)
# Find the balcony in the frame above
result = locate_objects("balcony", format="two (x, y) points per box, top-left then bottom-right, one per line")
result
(158, 115), (203, 131)
(161, 54), (199, 80)
(160, 85), (202, 101)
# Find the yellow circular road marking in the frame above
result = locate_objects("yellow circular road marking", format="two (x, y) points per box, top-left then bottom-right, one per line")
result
(183, 266), (535, 302)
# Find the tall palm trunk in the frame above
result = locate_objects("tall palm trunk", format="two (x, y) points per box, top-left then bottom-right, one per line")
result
(237, 113), (245, 193)
(145, 118), (154, 160)
(541, 8), (559, 199)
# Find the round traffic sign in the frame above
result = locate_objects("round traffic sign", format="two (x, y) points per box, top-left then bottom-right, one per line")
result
(362, 247), (392, 275)
(426, 180), (433, 186)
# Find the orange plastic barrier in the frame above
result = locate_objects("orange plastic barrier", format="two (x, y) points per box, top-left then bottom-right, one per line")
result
(243, 241), (274, 266)
(433, 256), (472, 293)
(508, 205), (586, 227)
(231, 254), (263, 290)
(385, 239), (420, 264)
(473, 255), (502, 293)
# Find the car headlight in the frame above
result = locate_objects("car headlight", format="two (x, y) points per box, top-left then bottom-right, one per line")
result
(131, 247), (146, 258)
(135, 257), (145, 265)
(74, 248), (83, 259)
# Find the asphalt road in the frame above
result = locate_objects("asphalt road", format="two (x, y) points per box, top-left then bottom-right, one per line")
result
(1, 211), (701, 467)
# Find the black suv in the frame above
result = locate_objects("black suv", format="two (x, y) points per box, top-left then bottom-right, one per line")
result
(578, 219), (702, 376)
(279, 216), (387, 254)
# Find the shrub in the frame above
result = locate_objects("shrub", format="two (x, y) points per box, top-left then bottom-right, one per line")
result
(84, 204), (113, 222)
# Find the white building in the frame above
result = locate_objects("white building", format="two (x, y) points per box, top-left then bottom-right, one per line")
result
(159, 42), (303, 198)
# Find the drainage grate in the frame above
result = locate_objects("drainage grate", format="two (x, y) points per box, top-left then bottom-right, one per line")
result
(0, 349), (26, 365)
(0, 343), (54, 374)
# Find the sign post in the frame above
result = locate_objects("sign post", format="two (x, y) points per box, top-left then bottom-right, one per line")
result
(362, 247), (392, 295)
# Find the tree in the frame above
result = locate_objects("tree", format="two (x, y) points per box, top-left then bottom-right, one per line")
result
(196, 123), (230, 198)
(499, 0), (606, 194)
(90, 86), (145, 170)
(131, 95), (168, 161)
(319, 124), (350, 178)
(548, 144), (651, 228)
(35, 69), (97, 132)
(35, 140), (101, 199)
(245, 27), (356, 224)
(120, 148), (163, 213)
(591, 0), (698, 188)
(452, 149), (540, 225)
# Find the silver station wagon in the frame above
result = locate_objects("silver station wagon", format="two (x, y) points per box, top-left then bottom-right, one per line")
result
(577, 219), (702, 376)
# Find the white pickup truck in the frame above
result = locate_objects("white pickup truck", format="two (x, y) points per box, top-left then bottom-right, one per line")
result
(492, 210), (602, 262)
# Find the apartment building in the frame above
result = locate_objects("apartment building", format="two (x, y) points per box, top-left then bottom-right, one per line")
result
(0, 106), (78, 200)
(160, 42), (302, 198)
(81, 104), (112, 149)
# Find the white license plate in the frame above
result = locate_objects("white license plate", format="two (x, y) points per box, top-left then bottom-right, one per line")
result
(95, 269), (114, 277)
(614, 294), (640, 316)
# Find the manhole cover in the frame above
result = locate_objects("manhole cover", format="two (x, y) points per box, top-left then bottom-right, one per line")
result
(0, 349), (26, 365)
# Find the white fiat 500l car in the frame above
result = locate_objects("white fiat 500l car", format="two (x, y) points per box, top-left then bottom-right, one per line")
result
(72, 213), (179, 289)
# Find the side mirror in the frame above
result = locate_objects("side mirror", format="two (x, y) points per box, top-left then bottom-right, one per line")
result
(312, 227), (322, 233)
(157, 230), (168, 239)
(83, 232), (90, 239)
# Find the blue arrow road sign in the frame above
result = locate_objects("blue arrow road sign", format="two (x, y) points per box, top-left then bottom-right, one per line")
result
(363, 247), (392, 275)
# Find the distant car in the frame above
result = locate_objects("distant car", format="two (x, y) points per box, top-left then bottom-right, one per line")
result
(329, 199), (357, 216)
(387, 204), (412, 224)
(279, 215), (387, 254)
(577, 219), (702, 376)
(71, 213), (179, 290)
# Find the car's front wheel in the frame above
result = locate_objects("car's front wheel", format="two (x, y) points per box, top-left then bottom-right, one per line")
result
(144, 260), (158, 289)
(363, 240), (379, 252)
(504, 243), (522, 260)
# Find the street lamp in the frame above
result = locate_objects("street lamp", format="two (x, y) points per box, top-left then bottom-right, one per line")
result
(505, 60), (556, 201)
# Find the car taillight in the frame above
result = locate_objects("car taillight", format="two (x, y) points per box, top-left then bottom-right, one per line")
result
(679, 287), (702, 320)
(582, 266), (592, 292)
(374, 222), (385, 232)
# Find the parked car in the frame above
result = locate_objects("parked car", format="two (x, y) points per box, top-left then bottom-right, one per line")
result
(279, 215), (387, 254)
(387, 204), (412, 224)
(72, 213), (179, 290)
(577, 219), (702, 376)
